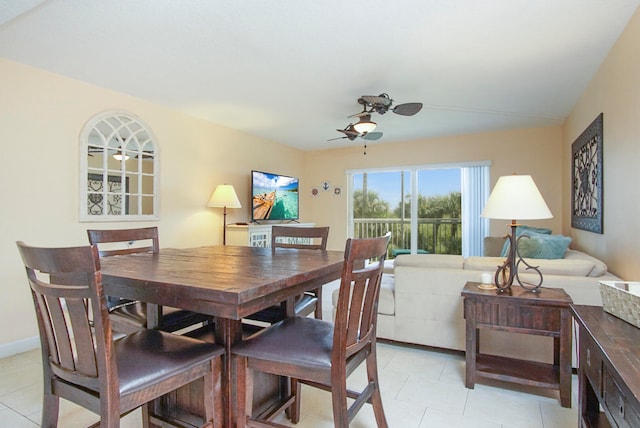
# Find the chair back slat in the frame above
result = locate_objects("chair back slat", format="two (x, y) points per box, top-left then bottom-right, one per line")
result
(33, 292), (63, 366)
(271, 226), (329, 251)
(334, 233), (390, 359)
(66, 297), (99, 376)
(345, 275), (367, 345)
(17, 242), (110, 389)
(87, 227), (159, 257)
(46, 293), (77, 371)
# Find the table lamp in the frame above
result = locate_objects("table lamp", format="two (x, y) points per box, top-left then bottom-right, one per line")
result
(481, 174), (552, 291)
(208, 184), (241, 245)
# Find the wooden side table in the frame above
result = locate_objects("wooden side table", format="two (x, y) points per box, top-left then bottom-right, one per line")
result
(461, 282), (573, 407)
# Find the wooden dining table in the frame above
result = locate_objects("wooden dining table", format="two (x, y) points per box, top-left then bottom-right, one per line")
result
(99, 244), (344, 428)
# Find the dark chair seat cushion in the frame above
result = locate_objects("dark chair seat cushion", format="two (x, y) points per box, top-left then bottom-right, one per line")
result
(233, 317), (333, 372)
(115, 330), (224, 396)
(109, 301), (211, 331)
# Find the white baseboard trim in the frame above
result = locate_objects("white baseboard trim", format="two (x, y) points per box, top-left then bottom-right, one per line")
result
(0, 336), (39, 359)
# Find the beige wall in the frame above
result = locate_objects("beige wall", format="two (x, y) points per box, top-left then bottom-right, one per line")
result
(0, 59), (305, 347)
(562, 7), (640, 279)
(302, 126), (564, 251)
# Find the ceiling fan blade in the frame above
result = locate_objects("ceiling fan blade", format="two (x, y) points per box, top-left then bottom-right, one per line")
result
(327, 136), (347, 141)
(136, 151), (154, 159)
(337, 128), (359, 137)
(392, 102), (423, 116)
(363, 132), (383, 141)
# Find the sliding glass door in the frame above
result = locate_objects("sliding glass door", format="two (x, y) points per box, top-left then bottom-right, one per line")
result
(349, 163), (489, 258)
(352, 171), (412, 254)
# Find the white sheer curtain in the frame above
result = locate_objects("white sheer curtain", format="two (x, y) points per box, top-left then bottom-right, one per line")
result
(462, 165), (490, 257)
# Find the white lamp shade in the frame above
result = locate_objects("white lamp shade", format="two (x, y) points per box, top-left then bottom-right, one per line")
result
(208, 184), (241, 209)
(481, 175), (552, 220)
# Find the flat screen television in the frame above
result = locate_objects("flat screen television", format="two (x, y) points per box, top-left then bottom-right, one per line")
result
(251, 170), (299, 221)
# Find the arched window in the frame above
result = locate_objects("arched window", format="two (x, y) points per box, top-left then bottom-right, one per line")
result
(80, 111), (159, 221)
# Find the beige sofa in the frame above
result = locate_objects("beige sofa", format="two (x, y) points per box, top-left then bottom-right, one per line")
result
(333, 240), (620, 364)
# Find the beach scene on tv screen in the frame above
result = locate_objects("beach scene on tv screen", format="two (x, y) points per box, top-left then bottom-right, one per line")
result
(252, 171), (299, 220)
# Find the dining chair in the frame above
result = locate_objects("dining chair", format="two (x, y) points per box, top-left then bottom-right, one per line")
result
(16, 241), (225, 428)
(87, 227), (212, 334)
(232, 232), (391, 428)
(244, 226), (330, 327)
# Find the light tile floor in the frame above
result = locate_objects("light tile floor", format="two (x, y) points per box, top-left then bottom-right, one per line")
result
(0, 343), (579, 427)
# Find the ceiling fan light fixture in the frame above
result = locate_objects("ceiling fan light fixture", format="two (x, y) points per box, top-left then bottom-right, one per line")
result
(353, 116), (377, 134)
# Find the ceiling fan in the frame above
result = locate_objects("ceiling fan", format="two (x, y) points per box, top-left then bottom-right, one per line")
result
(328, 92), (422, 154)
(349, 93), (423, 118)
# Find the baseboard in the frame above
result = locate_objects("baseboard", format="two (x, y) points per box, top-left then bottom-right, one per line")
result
(0, 336), (39, 359)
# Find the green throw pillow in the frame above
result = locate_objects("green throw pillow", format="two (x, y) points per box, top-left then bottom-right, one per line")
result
(499, 225), (553, 257)
(516, 234), (572, 259)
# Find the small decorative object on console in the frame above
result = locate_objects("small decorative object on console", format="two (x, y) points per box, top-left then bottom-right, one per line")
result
(599, 280), (640, 328)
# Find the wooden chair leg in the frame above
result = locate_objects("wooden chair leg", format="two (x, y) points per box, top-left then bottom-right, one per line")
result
(141, 403), (150, 428)
(41, 390), (59, 428)
(366, 352), (388, 428)
(315, 287), (323, 319)
(211, 357), (223, 428)
(100, 398), (120, 428)
(202, 361), (215, 428)
(235, 356), (253, 428)
(290, 378), (301, 423)
(331, 378), (350, 428)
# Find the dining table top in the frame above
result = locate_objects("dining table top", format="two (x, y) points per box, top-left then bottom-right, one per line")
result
(99, 244), (345, 320)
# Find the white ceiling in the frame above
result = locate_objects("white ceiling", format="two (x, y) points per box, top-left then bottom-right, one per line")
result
(1, 0), (639, 151)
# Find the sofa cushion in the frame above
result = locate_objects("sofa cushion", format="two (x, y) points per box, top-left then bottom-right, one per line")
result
(484, 236), (507, 257)
(383, 259), (395, 274)
(464, 256), (595, 277)
(332, 274), (395, 315)
(516, 234), (572, 259)
(465, 256), (510, 272)
(500, 225), (553, 257)
(393, 254), (463, 269)
(564, 249), (608, 277)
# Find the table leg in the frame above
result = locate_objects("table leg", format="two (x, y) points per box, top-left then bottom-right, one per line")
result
(464, 299), (477, 389)
(559, 308), (572, 408)
(146, 303), (161, 329)
(215, 318), (243, 428)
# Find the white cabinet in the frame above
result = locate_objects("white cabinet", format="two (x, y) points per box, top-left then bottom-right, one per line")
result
(226, 223), (315, 247)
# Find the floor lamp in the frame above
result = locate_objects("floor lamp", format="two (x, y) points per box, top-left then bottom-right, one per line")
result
(481, 174), (552, 291)
(208, 184), (241, 245)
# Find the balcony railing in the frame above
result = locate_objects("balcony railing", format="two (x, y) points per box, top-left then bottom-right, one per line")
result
(353, 218), (462, 258)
